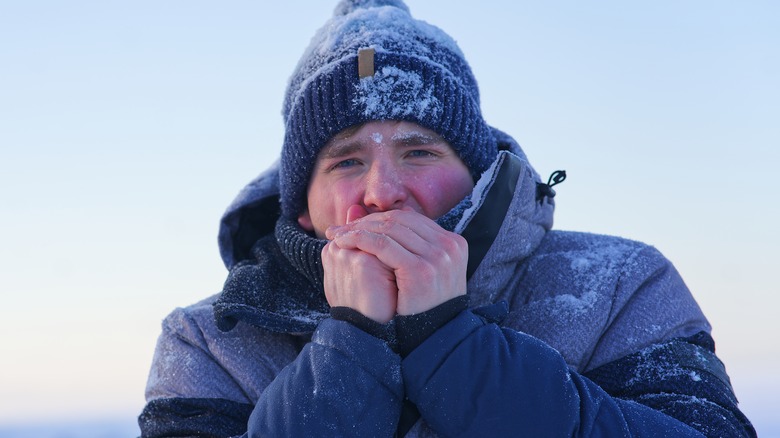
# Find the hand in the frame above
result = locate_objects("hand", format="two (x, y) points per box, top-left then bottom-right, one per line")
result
(321, 206), (398, 323)
(325, 207), (468, 316)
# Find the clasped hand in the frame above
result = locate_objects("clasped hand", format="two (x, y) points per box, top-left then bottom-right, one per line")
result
(322, 206), (468, 323)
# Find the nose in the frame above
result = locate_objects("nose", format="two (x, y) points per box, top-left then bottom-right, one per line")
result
(363, 160), (407, 212)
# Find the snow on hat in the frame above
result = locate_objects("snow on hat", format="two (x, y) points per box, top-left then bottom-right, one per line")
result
(279, 0), (498, 219)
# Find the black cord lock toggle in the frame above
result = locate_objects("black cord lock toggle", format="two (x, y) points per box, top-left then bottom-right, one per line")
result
(536, 170), (567, 202)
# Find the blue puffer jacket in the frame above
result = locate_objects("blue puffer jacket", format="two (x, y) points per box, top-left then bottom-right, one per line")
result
(139, 129), (755, 437)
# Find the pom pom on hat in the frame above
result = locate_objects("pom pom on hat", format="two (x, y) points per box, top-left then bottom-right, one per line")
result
(334, 0), (409, 16)
(280, 0), (498, 219)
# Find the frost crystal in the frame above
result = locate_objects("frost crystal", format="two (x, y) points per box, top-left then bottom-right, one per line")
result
(355, 66), (442, 120)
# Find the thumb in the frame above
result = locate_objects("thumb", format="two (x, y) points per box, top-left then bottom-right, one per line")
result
(346, 204), (368, 223)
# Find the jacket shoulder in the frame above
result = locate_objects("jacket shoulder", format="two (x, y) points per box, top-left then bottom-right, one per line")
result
(530, 230), (675, 299)
(535, 230), (655, 258)
(525, 230), (669, 305)
(504, 230), (709, 371)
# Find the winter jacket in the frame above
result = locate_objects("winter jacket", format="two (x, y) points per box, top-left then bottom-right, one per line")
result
(139, 129), (755, 437)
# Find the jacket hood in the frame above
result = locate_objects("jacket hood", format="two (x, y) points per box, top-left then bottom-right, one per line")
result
(217, 127), (555, 272)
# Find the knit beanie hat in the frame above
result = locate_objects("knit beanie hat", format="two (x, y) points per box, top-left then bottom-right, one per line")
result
(279, 0), (498, 219)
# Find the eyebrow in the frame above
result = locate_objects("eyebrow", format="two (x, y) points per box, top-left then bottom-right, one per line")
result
(391, 131), (445, 145)
(320, 140), (365, 160)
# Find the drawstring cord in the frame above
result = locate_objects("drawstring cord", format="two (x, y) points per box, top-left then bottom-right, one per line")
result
(536, 170), (566, 202)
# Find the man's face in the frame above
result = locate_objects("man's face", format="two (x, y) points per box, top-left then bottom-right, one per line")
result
(298, 120), (474, 238)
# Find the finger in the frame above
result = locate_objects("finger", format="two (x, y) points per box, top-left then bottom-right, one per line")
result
(339, 209), (445, 244)
(332, 218), (431, 258)
(330, 229), (419, 272)
(321, 241), (398, 323)
(331, 210), (466, 259)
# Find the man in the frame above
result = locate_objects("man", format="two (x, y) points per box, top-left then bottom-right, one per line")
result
(139, 1), (755, 436)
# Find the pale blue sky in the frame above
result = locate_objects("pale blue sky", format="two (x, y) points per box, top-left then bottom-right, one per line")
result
(1, 1), (778, 435)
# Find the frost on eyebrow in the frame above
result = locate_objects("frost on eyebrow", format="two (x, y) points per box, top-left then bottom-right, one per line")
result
(391, 130), (442, 145)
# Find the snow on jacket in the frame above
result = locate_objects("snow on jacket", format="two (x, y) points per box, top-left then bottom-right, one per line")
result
(139, 129), (755, 437)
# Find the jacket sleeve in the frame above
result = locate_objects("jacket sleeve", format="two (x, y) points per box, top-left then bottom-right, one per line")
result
(247, 318), (404, 437)
(585, 331), (755, 437)
(138, 304), (272, 438)
(402, 307), (756, 438)
(140, 305), (404, 438)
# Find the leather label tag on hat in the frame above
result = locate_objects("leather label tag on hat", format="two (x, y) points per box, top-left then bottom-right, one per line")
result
(358, 48), (375, 78)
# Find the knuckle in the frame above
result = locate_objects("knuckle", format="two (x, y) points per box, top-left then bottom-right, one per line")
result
(444, 232), (468, 252)
(383, 209), (403, 220)
(372, 232), (391, 250)
(415, 257), (437, 277)
(377, 219), (395, 233)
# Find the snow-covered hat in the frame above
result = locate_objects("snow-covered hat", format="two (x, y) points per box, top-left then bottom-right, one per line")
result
(279, 0), (498, 219)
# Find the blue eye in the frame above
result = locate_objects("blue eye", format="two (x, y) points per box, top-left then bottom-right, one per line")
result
(407, 150), (435, 158)
(332, 158), (360, 169)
